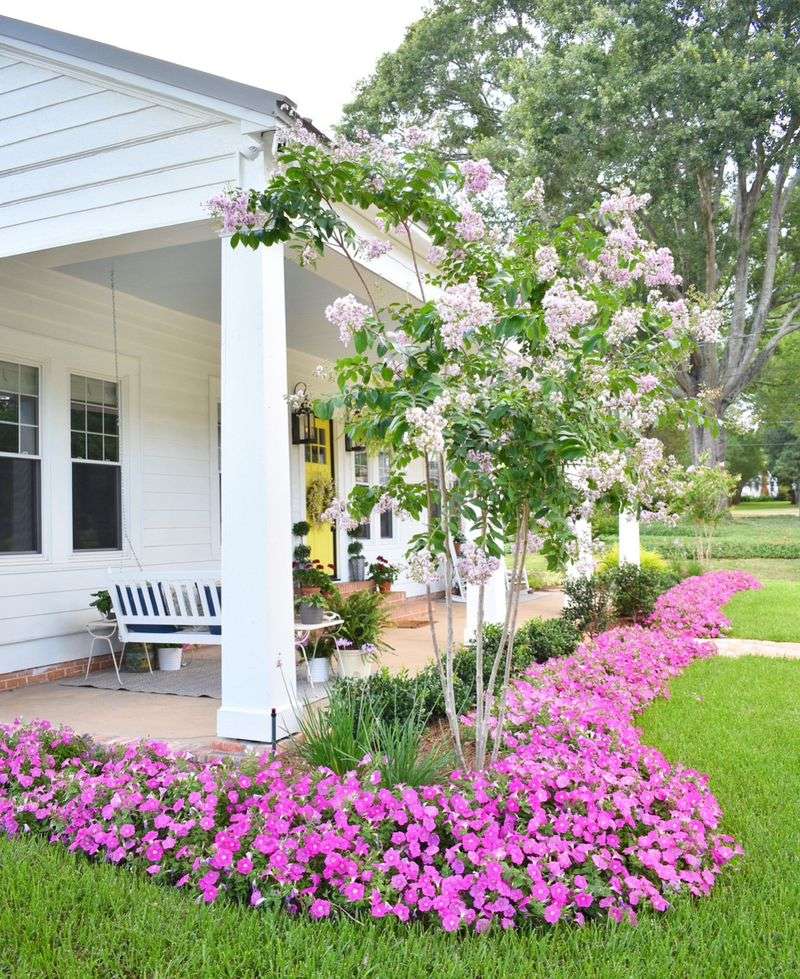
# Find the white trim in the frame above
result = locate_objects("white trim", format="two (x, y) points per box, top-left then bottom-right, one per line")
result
(208, 374), (221, 559)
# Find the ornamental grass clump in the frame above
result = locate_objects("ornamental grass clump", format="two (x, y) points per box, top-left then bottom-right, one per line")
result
(0, 572), (755, 933)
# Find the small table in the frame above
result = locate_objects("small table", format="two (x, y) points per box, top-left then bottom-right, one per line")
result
(85, 619), (122, 685)
(293, 613), (343, 686)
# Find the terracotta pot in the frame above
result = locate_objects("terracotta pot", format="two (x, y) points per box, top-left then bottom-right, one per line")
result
(378, 580), (391, 594)
(298, 586), (321, 598)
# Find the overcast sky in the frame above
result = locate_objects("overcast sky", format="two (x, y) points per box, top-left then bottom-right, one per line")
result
(2, 1), (428, 133)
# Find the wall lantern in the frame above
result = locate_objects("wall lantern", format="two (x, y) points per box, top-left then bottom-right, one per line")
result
(290, 382), (315, 445)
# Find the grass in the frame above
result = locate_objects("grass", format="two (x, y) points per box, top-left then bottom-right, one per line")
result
(732, 500), (797, 512)
(2, 657), (800, 977)
(705, 557), (800, 582)
(724, 580), (800, 642)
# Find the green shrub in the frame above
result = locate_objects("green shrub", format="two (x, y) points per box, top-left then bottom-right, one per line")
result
(370, 714), (453, 787)
(600, 564), (677, 622)
(562, 576), (613, 634)
(596, 544), (670, 575)
(513, 617), (581, 666)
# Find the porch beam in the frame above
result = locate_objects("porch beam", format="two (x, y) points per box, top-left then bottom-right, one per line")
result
(217, 235), (297, 741)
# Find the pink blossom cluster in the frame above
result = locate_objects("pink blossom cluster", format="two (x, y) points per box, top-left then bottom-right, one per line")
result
(358, 237), (393, 260)
(649, 570), (761, 638)
(599, 187), (652, 217)
(542, 280), (598, 345)
(0, 573), (755, 933)
(523, 177), (545, 207)
(455, 203), (486, 243)
(206, 189), (266, 236)
(435, 278), (494, 350)
(324, 294), (371, 345)
(535, 245), (560, 281)
(405, 397), (449, 454)
(466, 449), (494, 475)
(319, 497), (360, 533)
(405, 547), (440, 585)
(460, 159), (494, 194)
(456, 542), (501, 586)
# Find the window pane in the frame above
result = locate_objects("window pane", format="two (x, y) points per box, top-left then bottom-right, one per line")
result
(71, 431), (86, 459)
(103, 381), (118, 407)
(71, 404), (86, 431)
(19, 396), (37, 426)
(87, 434), (103, 460)
(19, 365), (38, 396)
(0, 422), (17, 453)
(354, 450), (368, 483)
(104, 435), (119, 463)
(0, 362), (18, 392)
(19, 426), (37, 455)
(0, 392), (18, 423)
(380, 511), (393, 539)
(72, 462), (121, 551)
(352, 521), (371, 540)
(86, 377), (105, 405)
(86, 408), (103, 433)
(71, 374), (86, 401)
(0, 457), (40, 553)
(103, 410), (118, 435)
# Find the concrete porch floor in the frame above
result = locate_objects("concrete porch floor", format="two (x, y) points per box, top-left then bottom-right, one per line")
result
(0, 593), (564, 750)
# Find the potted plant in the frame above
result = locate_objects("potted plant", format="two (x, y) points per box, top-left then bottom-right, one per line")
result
(347, 537), (366, 581)
(292, 520), (335, 598)
(306, 638), (333, 684)
(157, 643), (182, 671)
(296, 592), (327, 625)
(324, 589), (392, 678)
(89, 589), (114, 620)
(369, 556), (399, 594)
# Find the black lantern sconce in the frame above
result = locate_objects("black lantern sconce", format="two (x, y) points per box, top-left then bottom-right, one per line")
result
(290, 382), (315, 445)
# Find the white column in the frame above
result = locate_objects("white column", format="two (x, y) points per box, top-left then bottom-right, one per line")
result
(618, 509), (641, 567)
(217, 237), (297, 741)
(565, 516), (594, 581)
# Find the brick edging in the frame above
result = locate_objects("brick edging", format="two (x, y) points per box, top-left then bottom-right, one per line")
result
(0, 654), (114, 693)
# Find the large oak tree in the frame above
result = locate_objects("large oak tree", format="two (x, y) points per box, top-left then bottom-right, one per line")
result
(343, 1), (800, 463)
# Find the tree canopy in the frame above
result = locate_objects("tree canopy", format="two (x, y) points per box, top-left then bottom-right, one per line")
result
(342, 1), (800, 462)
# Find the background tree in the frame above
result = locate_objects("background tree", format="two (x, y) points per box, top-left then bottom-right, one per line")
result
(343, 1), (800, 464)
(753, 331), (800, 505)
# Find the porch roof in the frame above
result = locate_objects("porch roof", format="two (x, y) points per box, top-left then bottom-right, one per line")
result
(0, 15), (302, 128)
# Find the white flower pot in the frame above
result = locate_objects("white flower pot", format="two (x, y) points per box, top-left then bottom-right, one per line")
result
(308, 656), (331, 684)
(157, 647), (182, 671)
(337, 648), (375, 679)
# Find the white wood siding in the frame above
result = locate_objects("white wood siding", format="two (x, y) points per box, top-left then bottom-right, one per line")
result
(0, 52), (239, 257)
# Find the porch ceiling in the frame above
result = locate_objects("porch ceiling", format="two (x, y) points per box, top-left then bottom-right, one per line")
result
(56, 239), (365, 361)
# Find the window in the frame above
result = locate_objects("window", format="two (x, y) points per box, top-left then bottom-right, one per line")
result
(0, 360), (41, 554)
(304, 424), (327, 464)
(378, 452), (393, 539)
(70, 374), (121, 550)
(351, 448), (371, 539)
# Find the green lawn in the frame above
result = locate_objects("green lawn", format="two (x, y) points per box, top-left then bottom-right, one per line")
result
(705, 557), (800, 583)
(732, 500), (797, 513)
(724, 581), (800, 642)
(2, 657), (799, 978)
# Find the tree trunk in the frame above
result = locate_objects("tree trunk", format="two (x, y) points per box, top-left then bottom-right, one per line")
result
(689, 423), (726, 466)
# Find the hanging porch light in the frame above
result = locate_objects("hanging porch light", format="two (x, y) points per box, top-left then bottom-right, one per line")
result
(289, 382), (315, 445)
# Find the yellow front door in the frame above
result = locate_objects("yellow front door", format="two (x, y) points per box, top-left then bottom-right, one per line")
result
(304, 418), (336, 576)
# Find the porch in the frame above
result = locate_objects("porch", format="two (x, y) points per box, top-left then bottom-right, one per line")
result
(0, 219), (434, 744)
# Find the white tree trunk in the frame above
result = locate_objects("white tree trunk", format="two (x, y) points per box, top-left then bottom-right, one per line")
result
(618, 510), (641, 567)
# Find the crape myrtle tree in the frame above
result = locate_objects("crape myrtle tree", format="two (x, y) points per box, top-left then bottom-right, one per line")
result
(342, 0), (800, 465)
(208, 128), (707, 770)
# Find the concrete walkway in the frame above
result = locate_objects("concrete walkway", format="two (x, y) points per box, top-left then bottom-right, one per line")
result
(713, 637), (800, 660)
(0, 591), (565, 749)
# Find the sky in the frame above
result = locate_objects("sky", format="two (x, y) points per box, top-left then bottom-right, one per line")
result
(2, 1), (428, 133)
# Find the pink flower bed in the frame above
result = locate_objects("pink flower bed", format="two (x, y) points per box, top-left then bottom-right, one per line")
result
(649, 570), (761, 637)
(0, 572), (757, 933)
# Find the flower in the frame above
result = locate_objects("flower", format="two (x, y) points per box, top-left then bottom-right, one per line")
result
(455, 203), (486, 242)
(457, 542), (501, 586)
(324, 295), (371, 345)
(523, 177), (545, 207)
(460, 159), (493, 194)
(435, 277), (493, 350)
(535, 245), (560, 281)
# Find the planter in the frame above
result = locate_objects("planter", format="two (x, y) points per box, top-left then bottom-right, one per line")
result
(337, 648), (376, 679)
(298, 586), (321, 598)
(308, 656), (331, 684)
(157, 647), (182, 671)
(122, 644), (152, 673)
(348, 556), (366, 582)
(377, 580), (391, 594)
(299, 604), (325, 625)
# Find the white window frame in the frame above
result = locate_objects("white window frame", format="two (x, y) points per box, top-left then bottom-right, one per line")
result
(0, 355), (44, 560)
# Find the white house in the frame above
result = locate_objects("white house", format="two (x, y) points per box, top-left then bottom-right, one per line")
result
(0, 16), (442, 740)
